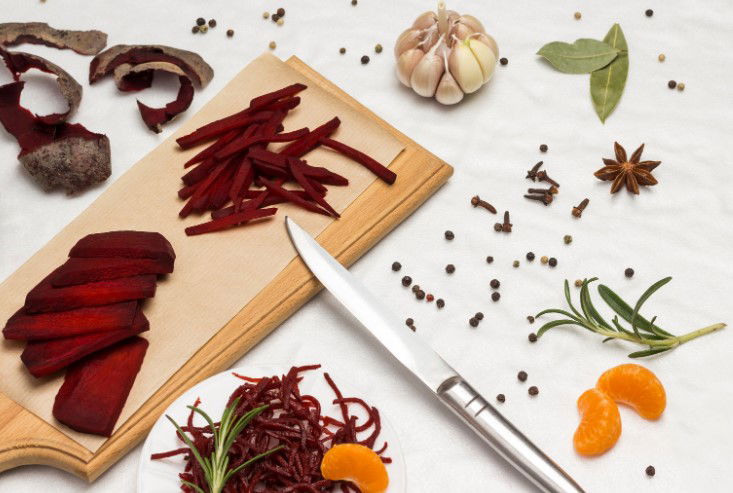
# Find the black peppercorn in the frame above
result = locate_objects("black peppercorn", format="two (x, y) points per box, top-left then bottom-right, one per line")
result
(196, 17), (206, 26)
(277, 7), (285, 16)
(645, 465), (655, 477)
(490, 279), (500, 289)
(226, 29), (234, 37)
(645, 9), (653, 17)
(539, 144), (548, 153)
(475, 312), (484, 320)
(548, 257), (557, 267)
(486, 256), (494, 264)
(271, 14), (280, 22)
(528, 386), (539, 396)
(391, 261), (401, 272)
(339, 47), (346, 54)
(517, 370), (528, 382)
(445, 264), (455, 274)
(351, 0), (357, 5)
(668, 80), (677, 89)
(496, 393), (506, 403)
(416, 290), (425, 300)
(360, 55), (370, 64)
(412, 284), (420, 293)
(527, 315), (535, 324)
(436, 298), (445, 309)
(444, 230), (454, 240)
(406, 318), (414, 327)
(208, 19), (217, 28)
(526, 252), (535, 262)
(499, 57), (508, 66)
(625, 268), (635, 278)
(401, 276), (412, 287)
(528, 333), (538, 343)
(469, 317), (479, 327)
(192, 26), (200, 34)
(491, 292), (501, 302)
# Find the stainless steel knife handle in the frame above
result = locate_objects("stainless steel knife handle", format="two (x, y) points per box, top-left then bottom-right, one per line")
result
(438, 377), (584, 493)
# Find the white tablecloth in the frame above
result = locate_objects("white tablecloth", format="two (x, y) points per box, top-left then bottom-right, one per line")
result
(1, 1), (732, 491)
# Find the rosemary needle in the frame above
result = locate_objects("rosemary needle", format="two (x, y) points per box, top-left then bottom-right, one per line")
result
(535, 277), (726, 358)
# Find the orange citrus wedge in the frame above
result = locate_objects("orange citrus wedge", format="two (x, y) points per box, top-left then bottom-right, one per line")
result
(596, 363), (666, 420)
(573, 388), (622, 456)
(321, 443), (389, 493)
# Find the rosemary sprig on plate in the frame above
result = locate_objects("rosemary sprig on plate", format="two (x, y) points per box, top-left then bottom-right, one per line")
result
(166, 398), (283, 493)
(535, 277), (726, 358)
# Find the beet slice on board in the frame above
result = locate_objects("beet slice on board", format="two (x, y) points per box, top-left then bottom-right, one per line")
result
(3, 301), (139, 341)
(51, 256), (173, 287)
(53, 336), (148, 436)
(24, 271), (156, 314)
(21, 309), (148, 378)
(69, 230), (176, 265)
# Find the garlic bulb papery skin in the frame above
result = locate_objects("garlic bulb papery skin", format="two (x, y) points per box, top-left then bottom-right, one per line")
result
(394, 1), (498, 105)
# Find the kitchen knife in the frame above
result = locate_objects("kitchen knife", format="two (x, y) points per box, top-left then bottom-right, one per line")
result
(285, 217), (584, 493)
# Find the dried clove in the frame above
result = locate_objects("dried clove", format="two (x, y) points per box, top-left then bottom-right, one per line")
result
(572, 198), (590, 218)
(501, 211), (512, 233)
(528, 186), (558, 195)
(526, 161), (544, 181)
(536, 170), (560, 187)
(471, 195), (497, 214)
(524, 193), (553, 206)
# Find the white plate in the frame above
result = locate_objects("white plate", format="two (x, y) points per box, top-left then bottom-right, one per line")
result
(138, 364), (405, 492)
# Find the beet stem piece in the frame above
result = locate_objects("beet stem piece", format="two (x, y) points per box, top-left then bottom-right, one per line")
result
(50, 256), (172, 287)
(70, 230), (176, 264)
(319, 137), (397, 184)
(185, 207), (277, 236)
(260, 177), (330, 216)
(289, 158), (339, 218)
(21, 310), (148, 378)
(279, 117), (340, 157)
(3, 302), (138, 341)
(53, 336), (148, 436)
(24, 272), (157, 313)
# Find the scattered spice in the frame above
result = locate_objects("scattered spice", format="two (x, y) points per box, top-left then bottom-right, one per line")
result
(192, 26), (199, 34)
(272, 14), (280, 22)
(268, 41), (277, 50)
(539, 144), (548, 153)
(401, 276), (412, 287)
(196, 18), (205, 26)
(525, 193), (552, 206)
(493, 223), (503, 232)
(499, 57), (508, 66)
(276, 18), (284, 26)
(537, 170), (560, 187)
(528, 332), (538, 343)
(526, 252), (535, 262)
(263, 12), (270, 19)
(491, 292), (501, 302)
(416, 290), (425, 300)
(361, 55), (370, 64)
(645, 465), (656, 477)
(444, 230), (454, 240)
(490, 279), (500, 289)
(595, 142), (661, 194)
(575, 279), (583, 288)
(645, 9), (654, 17)
(668, 80), (676, 89)
(512, 260), (520, 268)
(486, 256), (494, 264)
(574, 12), (582, 20)
(208, 19), (217, 28)
(471, 195), (497, 214)
(527, 315), (535, 324)
(548, 257), (558, 267)
(339, 47), (346, 54)
(277, 8), (285, 17)
(375, 44), (383, 54)
(528, 386), (539, 396)
(501, 211), (512, 233)
(658, 53), (665, 62)
(496, 394), (506, 403)
(436, 298), (445, 309)
(572, 198), (589, 218)
(469, 317), (479, 328)
(351, 0), (358, 5)
(199, 25), (209, 34)
(526, 161), (543, 181)
(475, 312), (484, 321)
(677, 82), (685, 91)
(426, 294), (434, 302)
(445, 264), (455, 274)
(412, 285), (420, 293)
(391, 261), (401, 272)
(625, 268), (634, 278)
(564, 235), (573, 245)
(540, 256), (549, 265)
(226, 29), (234, 37)
(517, 371), (528, 382)
(405, 318), (413, 327)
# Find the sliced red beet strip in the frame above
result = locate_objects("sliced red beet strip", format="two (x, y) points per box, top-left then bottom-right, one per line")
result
(249, 83), (307, 111)
(289, 159), (339, 217)
(266, 127), (309, 142)
(183, 128), (239, 168)
(228, 157), (253, 206)
(21, 309), (148, 378)
(319, 137), (397, 185)
(184, 207), (277, 236)
(207, 163), (238, 211)
(179, 161), (227, 217)
(247, 148), (288, 167)
(182, 156), (218, 186)
(24, 271), (157, 313)
(53, 336), (148, 436)
(252, 160), (290, 179)
(50, 257), (173, 287)
(136, 75), (194, 134)
(3, 302), (138, 341)
(176, 112), (271, 149)
(260, 177), (330, 216)
(70, 231), (175, 264)
(301, 163), (349, 186)
(279, 117), (340, 157)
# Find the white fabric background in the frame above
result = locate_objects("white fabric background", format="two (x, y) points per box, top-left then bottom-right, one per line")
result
(1, 1), (732, 492)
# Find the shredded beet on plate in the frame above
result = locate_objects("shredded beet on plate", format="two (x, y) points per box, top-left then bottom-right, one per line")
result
(152, 365), (390, 492)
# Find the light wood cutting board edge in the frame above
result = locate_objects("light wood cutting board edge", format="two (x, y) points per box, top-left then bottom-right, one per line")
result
(0, 56), (453, 481)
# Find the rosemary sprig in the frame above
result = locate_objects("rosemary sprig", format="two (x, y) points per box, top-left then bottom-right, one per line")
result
(165, 398), (283, 493)
(535, 277), (726, 358)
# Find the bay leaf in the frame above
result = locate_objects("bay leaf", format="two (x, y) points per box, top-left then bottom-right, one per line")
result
(537, 38), (619, 74)
(590, 24), (629, 123)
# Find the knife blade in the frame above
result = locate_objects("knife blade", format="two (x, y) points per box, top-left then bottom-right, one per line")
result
(285, 217), (584, 493)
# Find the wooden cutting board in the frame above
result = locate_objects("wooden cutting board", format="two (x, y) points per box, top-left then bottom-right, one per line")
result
(0, 55), (452, 481)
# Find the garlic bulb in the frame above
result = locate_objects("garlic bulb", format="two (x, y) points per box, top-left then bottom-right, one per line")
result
(394, 1), (498, 105)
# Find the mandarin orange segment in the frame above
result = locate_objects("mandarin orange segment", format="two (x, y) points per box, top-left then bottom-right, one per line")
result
(320, 443), (389, 493)
(596, 363), (666, 420)
(573, 388), (622, 456)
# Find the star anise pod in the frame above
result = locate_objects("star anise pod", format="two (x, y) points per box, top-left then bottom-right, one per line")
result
(594, 142), (661, 194)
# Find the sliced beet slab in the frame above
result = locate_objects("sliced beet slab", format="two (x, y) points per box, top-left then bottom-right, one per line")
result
(24, 271), (156, 313)
(21, 310), (148, 378)
(53, 336), (148, 436)
(3, 301), (138, 341)
(51, 256), (173, 287)
(69, 230), (176, 265)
